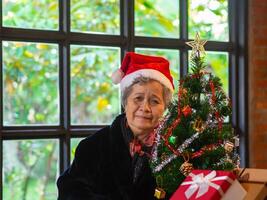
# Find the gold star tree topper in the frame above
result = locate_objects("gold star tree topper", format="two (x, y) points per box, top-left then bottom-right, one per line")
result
(186, 32), (207, 58)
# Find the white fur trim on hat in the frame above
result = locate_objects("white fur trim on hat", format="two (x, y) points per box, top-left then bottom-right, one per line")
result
(111, 69), (124, 84)
(120, 69), (174, 93)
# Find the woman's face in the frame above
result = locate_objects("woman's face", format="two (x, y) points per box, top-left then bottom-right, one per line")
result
(125, 80), (165, 139)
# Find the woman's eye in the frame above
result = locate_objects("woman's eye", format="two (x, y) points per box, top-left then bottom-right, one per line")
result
(134, 96), (143, 101)
(151, 99), (160, 104)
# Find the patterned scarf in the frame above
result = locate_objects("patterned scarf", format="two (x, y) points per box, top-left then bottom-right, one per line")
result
(121, 116), (155, 184)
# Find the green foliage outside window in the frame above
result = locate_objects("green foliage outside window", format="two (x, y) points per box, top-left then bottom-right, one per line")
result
(135, 0), (180, 38)
(189, 0), (228, 41)
(3, 140), (58, 200)
(3, 42), (59, 125)
(71, 0), (120, 34)
(71, 46), (120, 124)
(3, 0), (59, 30)
(205, 52), (229, 94)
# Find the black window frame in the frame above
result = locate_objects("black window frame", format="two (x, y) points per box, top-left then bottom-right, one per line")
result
(0, 0), (248, 198)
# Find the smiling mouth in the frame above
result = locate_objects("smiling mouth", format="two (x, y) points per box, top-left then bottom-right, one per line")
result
(135, 116), (152, 120)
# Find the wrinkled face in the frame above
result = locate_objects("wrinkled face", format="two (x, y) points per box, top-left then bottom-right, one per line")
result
(125, 80), (165, 139)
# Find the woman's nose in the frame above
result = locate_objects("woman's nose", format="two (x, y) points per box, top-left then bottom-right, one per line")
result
(140, 100), (151, 112)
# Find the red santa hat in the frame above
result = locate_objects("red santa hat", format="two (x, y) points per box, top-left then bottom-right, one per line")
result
(111, 52), (174, 93)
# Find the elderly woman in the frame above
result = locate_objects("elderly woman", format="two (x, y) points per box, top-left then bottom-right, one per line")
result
(57, 52), (174, 200)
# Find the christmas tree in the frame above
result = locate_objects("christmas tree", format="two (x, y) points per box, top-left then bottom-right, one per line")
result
(150, 33), (240, 198)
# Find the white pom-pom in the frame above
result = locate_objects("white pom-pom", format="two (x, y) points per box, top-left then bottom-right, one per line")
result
(111, 69), (124, 84)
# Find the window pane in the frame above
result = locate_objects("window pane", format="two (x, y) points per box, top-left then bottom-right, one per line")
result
(189, 51), (229, 94)
(71, 46), (120, 125)
(71, 0), (120, 34)
(135, 0), (179, 38)
(3, 0), (58, 30)
(188, 0), (228, 41)
(71, 138), (84, 161)
(3, 139), (59, 200)
(205, 52), (229, 94)
(135, 48), (180, 91)
(3, 42), (59, 125)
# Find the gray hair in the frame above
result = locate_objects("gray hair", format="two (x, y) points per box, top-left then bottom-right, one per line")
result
(121, 76), (172, 109)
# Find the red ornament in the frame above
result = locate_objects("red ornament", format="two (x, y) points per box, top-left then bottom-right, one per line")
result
(182, 105), (193, 117)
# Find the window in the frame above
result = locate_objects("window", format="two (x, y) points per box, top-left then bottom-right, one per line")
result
(0, 0), (248, 199)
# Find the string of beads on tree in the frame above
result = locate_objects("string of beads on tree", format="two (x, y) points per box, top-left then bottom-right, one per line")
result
(150, 33), (240, 199)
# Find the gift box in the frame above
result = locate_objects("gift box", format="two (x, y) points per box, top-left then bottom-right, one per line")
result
(239, 168), (267, 200)
(170, 170), (246, 200)
(239, 168), (267, 183)
(241, 182), (266, 200)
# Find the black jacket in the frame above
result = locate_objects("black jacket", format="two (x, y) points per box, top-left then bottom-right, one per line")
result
(57, 114), (158, 200)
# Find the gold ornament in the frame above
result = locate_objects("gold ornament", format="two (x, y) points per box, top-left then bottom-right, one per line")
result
(154, 176), (166, 199)
(180, 153), (193, 176)
(193, 118), (205, 133)
(179, 161), (194, 176)
(224, 141), (234, 153)
(154, 187), (166, 199)
(186, 32), (207, 58)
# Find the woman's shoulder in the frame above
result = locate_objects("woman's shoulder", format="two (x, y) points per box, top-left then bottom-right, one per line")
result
(79, 126), (110, 147)
(72, 126), (111, 164)
(75, 114), (125, 155)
